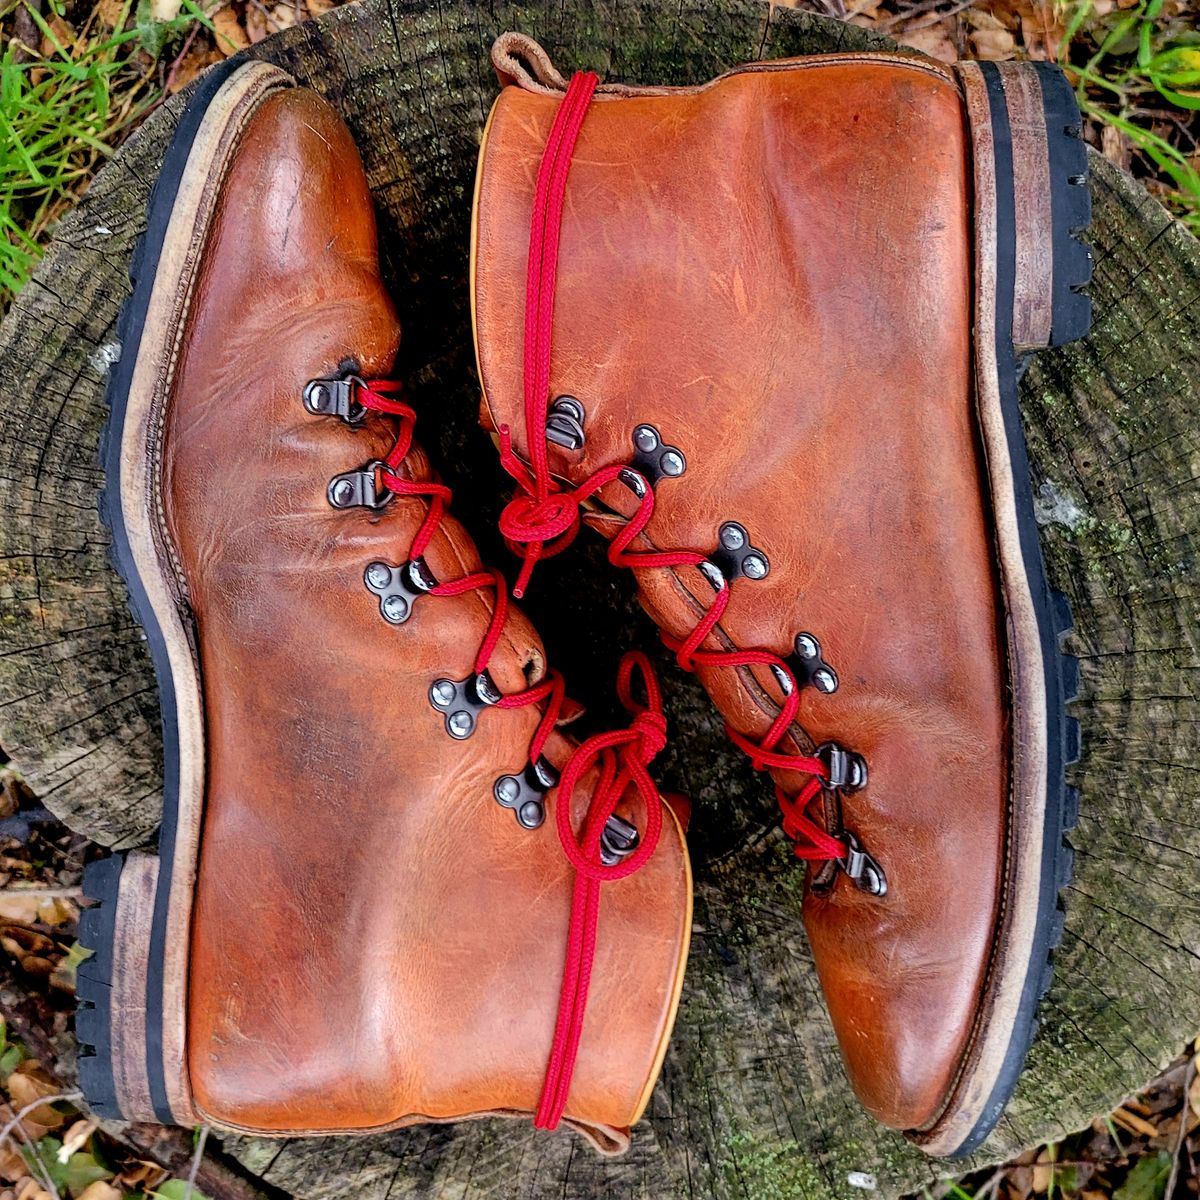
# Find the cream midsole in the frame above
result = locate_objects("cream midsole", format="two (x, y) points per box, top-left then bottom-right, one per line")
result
(114, 60), (294, 1124)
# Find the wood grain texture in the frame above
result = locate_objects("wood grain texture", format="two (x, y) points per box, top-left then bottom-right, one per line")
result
(0, 2), (1197, 1196)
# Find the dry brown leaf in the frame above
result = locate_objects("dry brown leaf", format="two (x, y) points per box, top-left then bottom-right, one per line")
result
(244, 2), (273, 43)
(0, 899), (44, 927)
(168, 46), (222, 93)
(1017, 0), (1068, 60)
(270, 2), (298, 28)
(38, 14), (75, 53)
(0, 1139), (27, 1184)
(95, 0), (127, 27)
(305, 0), (335, 15)
(76, 1183), (121, 1200)
(1031, 1147), (1055, 1193)
(0, 895), (75, 929)
(971, 27), (1016, 60)
(1188, 1065), (1200, 1120)
(965, 8), (1007, 28)
(1, 927), (55, 971)
(0, 1101), (54, 1147)
(55, 1118), (95, 1163)
(212, 6), (250, 54)
(895, 22), (959, 62)
(14, 1182), (50, 1200)
(116, 1160), (168, 1190)
(5, 1064), (65, 1132)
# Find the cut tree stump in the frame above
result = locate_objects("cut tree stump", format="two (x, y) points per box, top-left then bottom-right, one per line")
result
(1, 2), (1198, 1196)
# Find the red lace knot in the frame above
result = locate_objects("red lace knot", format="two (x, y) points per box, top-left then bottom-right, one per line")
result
(498, 489), (581, 546)
(626, 707), (667, 763)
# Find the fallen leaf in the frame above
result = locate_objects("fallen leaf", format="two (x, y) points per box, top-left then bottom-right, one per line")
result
(54, 1119), (94, 1163)
(63, 1149), (113, 1196)
(211, 6), (250, 54)
(965, 8), (1009, 28)
(117, 1159), (167, 1190)
(38, 14), (74, 54)
(270, 2), (298, 27)
(95, 0), (127, 27)
(971, 27), (1016, 59)
(1113, 1150), (1172, 1200)
(5, 1064), (66, 1131)
(168, 46), (222, 93)
(76, 1184), (121, 1200)
(1031, 1146), (1056, 1193)
(244, 2), (273, 42)
(0, 899), (43, 926)
(0, 1139), (27, 1182)
(895, 23), (959, 63)
(49, 941), (89, 994)
(151, 0), (183, 18)
(305, 0), (335, 14)
(155, 1180), (214, 1200)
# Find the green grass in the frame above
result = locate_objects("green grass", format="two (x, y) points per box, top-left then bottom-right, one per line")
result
(1063, 0), (1200, 235)
(0, 0), (208, 307)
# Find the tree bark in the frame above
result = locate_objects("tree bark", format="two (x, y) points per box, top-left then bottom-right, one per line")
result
(0, 2), (1197, 1196)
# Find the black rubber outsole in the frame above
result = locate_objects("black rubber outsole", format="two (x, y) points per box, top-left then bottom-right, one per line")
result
(76, 56), (245, 1127)
(75, 856), (124, 1117)
(943, 62), (1092, 1159)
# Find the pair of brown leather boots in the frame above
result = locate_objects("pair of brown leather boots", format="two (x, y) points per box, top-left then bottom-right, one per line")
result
(77, 33), (1091, 1159)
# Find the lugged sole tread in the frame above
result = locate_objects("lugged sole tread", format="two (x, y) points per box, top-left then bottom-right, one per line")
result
(75, 854), (125, 1115)
(1033, 63), (1094, 346)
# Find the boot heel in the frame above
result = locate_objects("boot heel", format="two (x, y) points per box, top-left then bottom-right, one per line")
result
(957, 61), (1093, 354)
(77, 852), (178, 1123)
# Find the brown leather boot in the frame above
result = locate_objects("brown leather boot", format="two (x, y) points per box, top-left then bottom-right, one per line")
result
(471, 35), (1091, 1156)
(77, 61), (690, 1153)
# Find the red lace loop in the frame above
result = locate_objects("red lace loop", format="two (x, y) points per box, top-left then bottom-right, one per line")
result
(535, 649), (667, 1129)
(352, 376), (671, 1133)
(499, 71), (848, 871)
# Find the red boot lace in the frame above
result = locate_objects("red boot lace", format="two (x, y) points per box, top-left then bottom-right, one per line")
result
(347, 379), (670, 1130)
(495, 71), (848, 868)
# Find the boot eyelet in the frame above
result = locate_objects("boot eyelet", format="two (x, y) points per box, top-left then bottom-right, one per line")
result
(788, 632), (839, 694)
(709, 522), (769, 583)
(600, 814), (640, 866)
(545, 396), (586, 450)
(364, 557), (437, 625)
(429, 670), (502, 739)
(815, 741), (868, 792)
(328, 460), (392, 510)
(838, 832), (887, 897)
(494, 755), (559, 829)
(304, 375), (368, 425)
(629, 424), (686, 485)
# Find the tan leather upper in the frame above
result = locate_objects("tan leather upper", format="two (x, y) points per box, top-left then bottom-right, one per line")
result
(161, 87), (690, 1148)
(472, 52), (1007, 1132)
